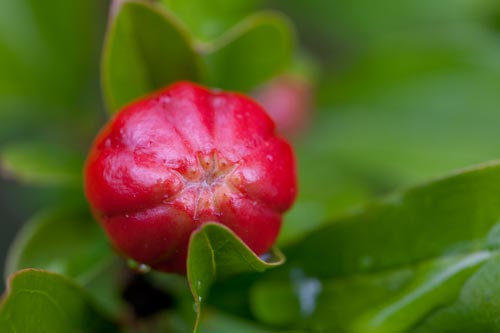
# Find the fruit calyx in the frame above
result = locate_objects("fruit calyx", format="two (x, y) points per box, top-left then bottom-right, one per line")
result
(169, 150), (240, 219)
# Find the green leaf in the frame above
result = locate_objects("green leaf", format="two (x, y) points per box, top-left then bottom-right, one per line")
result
(313, 29), (500, 189)
(200, 12), (294, 92)
(102, 0), (200, 113)
(269, 0), (499, 46)
(198, 308), (279, 333)
(161, 0), (263, 41)
(0, 0), (105, 110)
(412, 254), (500, 332)
(0, 142), (83, 187)
(249, 161), (500, 332)
(187, 222), (284, 332)
(4, 206), (124, 317)
(0, 269), (119, 333)
(4, 206), (114, 285)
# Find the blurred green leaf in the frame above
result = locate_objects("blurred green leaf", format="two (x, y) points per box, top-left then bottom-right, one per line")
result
(249, 162), (500, 332)
(201, 12), (294, 92)
(0, 269), (119, 333)
(4, 205), (125, 317)
(199, 308), (279, 333)
(270, 0), (500, 55)
(0, 142), (83, 187)
(187, 222), (284, 332)
(102, 0), (200, 113)
(4, 206), (113, 285)
(278, 142), (372, 246)
(412, 255), (500, 332)
(161, 0), (263, 41)
(0, 0), (106, 114)
(309, 29), (500, 192)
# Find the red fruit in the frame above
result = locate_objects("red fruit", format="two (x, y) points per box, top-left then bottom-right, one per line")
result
(84, 82), (297, 274)
(254, 74), (313, 139)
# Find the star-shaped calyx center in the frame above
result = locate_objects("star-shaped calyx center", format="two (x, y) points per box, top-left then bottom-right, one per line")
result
(172, 150), (239, 220)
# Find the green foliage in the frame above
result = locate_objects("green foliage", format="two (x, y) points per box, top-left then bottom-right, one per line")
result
(2, 0), (500, 332)
(247, 162), (500, 331)
(102, 1), (200, 112)
(0, 0), (106, 148)
(188, 223), (284, 331)
(0, 0), (103, 109)
(103, 0), (294, 113)
(0, 270), (119, 333)
(311, 30), (500, 188)
(161, 0), (263, 41)
(4, 206), (113, 283)
(0, 142), (83, 187)
(200, 13), (293, 91)
(198, 309), (278, 333)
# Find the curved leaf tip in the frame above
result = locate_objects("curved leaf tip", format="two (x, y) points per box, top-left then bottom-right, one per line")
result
(187, 222), (284, 332)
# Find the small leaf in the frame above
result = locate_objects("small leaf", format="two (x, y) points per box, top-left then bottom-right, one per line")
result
(102, 0), (200, 113)
(161, 0), (263, 41)
(200, 12), (294, 92)
(187, 222), (284, 332)
(0, 142), (83, 187)
(4, 206), (114, 285)
(247, 161), (500, 331)
(0, 269), (119, 333)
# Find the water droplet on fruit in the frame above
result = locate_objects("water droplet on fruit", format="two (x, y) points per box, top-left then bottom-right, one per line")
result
(212, 97), (224, 108)
(127, 259), (151, 274)
(137, 264), (151, 274)
(159, 96), (171, 105)
(259, 252), (272, 261)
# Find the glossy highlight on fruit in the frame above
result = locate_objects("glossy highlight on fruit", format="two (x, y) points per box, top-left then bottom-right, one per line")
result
(84, 82), (297, 273)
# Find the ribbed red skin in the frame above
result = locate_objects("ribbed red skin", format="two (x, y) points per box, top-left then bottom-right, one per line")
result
(84, 82), (297, 274)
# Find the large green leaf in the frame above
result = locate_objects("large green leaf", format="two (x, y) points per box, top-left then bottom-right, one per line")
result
(305, 29), (500, 194)
(187, 222), (284, 332)
(4, 206), (113, 284)
(102, 0), (200, 113)
(201, 12), (294, 92)
(0, 142), (83, 187)
(247, 162), (500, 332)
(161, 0), (263, 41)
(0, 269), (119, 332)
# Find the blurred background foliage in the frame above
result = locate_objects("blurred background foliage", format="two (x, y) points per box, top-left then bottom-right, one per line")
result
(1, 0), (500, 300)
